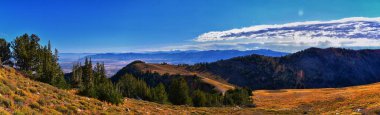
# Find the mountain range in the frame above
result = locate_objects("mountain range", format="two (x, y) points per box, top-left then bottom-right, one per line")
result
(59, 49), (288, 76)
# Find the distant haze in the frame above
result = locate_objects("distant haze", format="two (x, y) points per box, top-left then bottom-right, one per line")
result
(59, 49), (288, 76)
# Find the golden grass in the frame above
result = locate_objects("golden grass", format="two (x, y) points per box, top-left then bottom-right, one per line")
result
(253, 83), (380, 114)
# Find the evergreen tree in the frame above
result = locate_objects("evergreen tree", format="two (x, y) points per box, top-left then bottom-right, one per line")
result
(168, 77), (192, 105)
(11, 34), (68, 88)
(151, 83), (169, 104)
(74, 59), (123, 104)
(71, 62), (83, 88)
(223, 88), (252, 106)
(11, 34), (40, 75)
(192, 90), (207, 107)
(79, 58), (97, 98)
(0, 38), (12, 66)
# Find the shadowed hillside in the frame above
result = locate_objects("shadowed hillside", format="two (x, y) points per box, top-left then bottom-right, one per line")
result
(188, 47), (380, 90)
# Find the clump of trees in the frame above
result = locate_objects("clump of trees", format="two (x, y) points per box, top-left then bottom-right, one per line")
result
(70, 58), (123, 104)
(115, 73), (254, 107)
(0, 34), (68, 89)
(116, 74), (169, 104)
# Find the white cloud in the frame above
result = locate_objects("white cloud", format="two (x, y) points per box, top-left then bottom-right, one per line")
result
(189, 17), (380, 52)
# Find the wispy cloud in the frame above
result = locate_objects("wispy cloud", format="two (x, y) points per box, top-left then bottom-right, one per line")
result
(184, 17), (380, 52)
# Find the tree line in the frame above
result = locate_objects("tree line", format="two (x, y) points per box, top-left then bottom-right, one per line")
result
(114, 70), (254, 107)
(0, 34), (68, 89)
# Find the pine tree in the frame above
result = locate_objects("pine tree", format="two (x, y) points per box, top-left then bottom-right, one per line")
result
(80, 58), (97, 98)
(151, 83), (169, 104)
(192, 90), (207, 107)
(168, 77), (192, 105)
(11, 34), (68, 88)
(0, 38), (12, 66)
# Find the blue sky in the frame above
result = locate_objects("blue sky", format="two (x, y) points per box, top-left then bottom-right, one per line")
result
(0, 0), (380, 53)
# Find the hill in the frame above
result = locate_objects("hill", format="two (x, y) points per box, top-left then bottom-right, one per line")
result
(188, 47), (380, 90)
(111, 61), (235, 94)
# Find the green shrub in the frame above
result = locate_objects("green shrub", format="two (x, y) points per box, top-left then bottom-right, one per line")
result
(28, 87), (38, 94)
(37, 98), (47, 106)
(0, 96), (12, 108)
(15, 90), (27, 96)
(29, 102), (41, 110)
(55, 105), (69, 113)
(0, 84), (12, 95)
(13, 95), (25, 106)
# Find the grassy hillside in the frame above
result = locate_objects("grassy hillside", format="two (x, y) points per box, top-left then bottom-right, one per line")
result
(113, 61), (235, 93)
(188, 47), (380, 90)
(253, 82), (380, 114)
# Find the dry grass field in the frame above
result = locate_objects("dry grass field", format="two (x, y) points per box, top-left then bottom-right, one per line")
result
(253, 83), (380, 114)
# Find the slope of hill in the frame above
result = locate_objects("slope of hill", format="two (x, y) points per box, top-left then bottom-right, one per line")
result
(111, 61), (235, 93)
(188, 47), (380, 90)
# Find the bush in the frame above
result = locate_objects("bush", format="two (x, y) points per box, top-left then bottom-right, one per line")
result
(55, 105), (69, 113)
(29, 102), (41, 110)
(13, 95), (25, 106)
(0, 84), (12, 95)
(0, 96), (12, 108)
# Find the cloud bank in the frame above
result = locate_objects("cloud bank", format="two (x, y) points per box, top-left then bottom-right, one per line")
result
(189, 17), (380, 52)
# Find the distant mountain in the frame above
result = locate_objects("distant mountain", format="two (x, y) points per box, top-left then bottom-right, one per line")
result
(59, 49), (288, 76)
(187, 47), (380, 90)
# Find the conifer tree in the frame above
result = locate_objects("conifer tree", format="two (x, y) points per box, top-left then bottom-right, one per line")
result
(0, 38), (12, 66)
(192, 90), (207, 107)
(168, 77), (192, 105)
(151, 83), (169, 104)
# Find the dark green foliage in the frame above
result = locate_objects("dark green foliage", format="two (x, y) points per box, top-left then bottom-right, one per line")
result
(116, 74), (151, 100)
(150, 83), (169, 104)
(97, 80), (123, 105)
(10, 34), (68, 89)
(0, 38), (12, 66)
(112, 62), (254, 107)
(192, 90), (207, 107)
(168, 77), (192, 105)
(72, 59), (123, 104)
(224, 88), (253, 106)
